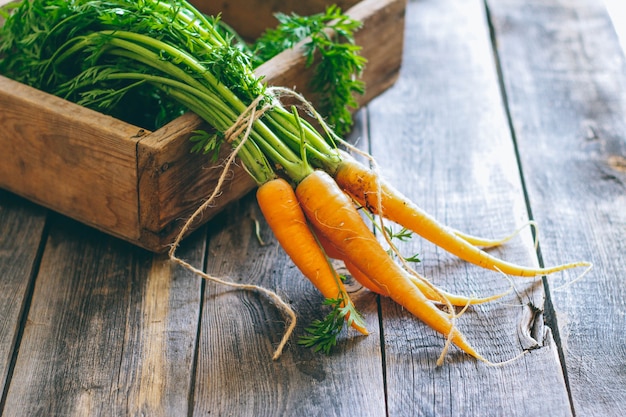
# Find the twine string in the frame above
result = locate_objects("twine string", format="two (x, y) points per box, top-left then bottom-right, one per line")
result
(167, 87), (313, 360)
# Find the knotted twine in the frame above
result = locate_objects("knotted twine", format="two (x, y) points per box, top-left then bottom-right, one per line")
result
(168, 86), (336, 360)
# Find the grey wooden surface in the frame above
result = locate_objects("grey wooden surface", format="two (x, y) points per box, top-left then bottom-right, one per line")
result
(1, 0), (625, 415)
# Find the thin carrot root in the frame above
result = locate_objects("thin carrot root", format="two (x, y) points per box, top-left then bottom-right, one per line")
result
(257, 178), (368, 335)
(408, 272), (513, 306)
(296, 170), (488, 362)
(333, 156), (591, 278)
(347, 254), (509, 307)
(452, 220), (539, 250)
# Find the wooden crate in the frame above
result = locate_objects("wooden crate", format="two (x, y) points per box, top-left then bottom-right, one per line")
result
(0, 0), (407, 252)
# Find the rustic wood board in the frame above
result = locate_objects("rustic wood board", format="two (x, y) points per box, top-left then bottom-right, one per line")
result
(365, 0), (573, 414)
(488, 0), (626, 414)
(1, 216), (204, 416)
(0, 191), (46, 403)
(190, 113), (387, 416)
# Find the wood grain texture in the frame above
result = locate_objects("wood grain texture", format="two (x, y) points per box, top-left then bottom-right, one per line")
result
(0, 191), (46, 401)
(1, 215), (204, 416)
(365, 0), (573, 414)
(0, 76), (143, 240)
(136, 112), (258, 252)
(488, 0), (626, 414)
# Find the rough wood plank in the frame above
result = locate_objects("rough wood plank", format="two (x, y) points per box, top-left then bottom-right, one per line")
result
(1, 216), (204, 416)
(190, 115), (386, 417)
(0, 191), (46, 402)
(488, 0), (626, 414)
(365, 0), (573, 415)
(605, 0), (626, 53)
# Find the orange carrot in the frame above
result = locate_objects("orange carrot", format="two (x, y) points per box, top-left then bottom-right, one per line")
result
(314, 231), (394, 296)
(313, 231), (388, 294)
(343, 258), (388, 295)
(296, 170), (485, 361)
(333, 156), (591, 277)
(257, 178), (368, 335)
(315, 227), (504, 306)
(313, 231), (345, 261)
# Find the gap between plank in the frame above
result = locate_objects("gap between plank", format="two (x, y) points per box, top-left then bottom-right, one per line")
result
(482, 2), (577, 415)
(185, 230), (209, 417)
(361, 106), (391, 417)
(0, 212), (50, 415)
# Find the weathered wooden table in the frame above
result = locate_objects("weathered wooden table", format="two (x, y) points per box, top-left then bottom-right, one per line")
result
(1, 0), (625, 415)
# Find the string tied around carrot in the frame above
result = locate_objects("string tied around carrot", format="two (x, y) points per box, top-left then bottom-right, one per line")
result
(168, 87), (297, 360)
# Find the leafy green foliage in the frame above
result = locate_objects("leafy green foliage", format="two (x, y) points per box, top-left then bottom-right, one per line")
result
(0, 0), (188, 129)
(384, 225), (413, 242)
(206, 43), (266, 103)
(252, 5), (366, 136)
(1, 1), (365, 136)
(189, 129), (224, 160)
(0, 0), (268, 131)
(384, 225), (421, 263)
(298, 294), (366, 355)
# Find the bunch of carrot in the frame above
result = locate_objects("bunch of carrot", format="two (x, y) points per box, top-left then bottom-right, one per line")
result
(0, 0), (591, 362)
(258, 142), (591, 362)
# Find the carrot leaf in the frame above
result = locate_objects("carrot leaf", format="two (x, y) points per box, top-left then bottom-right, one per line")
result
(298, 295), (365, 354)
(252, 5), (366, 136)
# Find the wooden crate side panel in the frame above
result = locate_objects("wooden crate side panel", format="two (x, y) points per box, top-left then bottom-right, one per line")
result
(137, 113), (256, 251)
(193, 0), (361, 40)
(0, 76), (143, 240)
